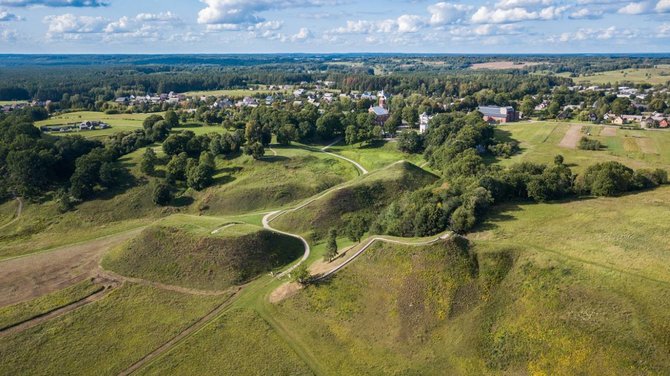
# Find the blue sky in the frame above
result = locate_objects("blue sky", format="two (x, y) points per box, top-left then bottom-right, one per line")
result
(0, 0), (669, 53)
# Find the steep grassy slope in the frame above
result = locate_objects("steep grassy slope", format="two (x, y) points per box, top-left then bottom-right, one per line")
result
(272, 161), (438, 240)
(272, 232), (670, 375)
(103, 224), (303, 290)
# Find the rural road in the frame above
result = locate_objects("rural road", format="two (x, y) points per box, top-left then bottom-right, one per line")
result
(0, 197), (23, 231)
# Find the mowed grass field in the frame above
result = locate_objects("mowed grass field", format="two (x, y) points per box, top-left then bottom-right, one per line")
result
(495, 121), (670, 173)
(35, 111), (162, 138)
(557, 65), (670, 85)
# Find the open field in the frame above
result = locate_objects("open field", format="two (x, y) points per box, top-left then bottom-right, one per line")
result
(494, 121), (670, 173)
(470, 61), (544, 70)
(0, 228), (142, 306)
(558, 66), (670, 85)
(0, 283), (227, 375)
(35, 111), (162, 138)
(0, 280), (101, 331)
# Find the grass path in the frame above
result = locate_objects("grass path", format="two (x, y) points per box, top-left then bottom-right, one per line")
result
(0, 282), (116, 338)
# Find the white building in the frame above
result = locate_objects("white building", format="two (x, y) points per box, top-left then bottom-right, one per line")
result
(419, 112), (433, 134)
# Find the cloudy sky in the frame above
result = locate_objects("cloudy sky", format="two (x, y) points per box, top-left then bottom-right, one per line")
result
(0, 0), (669, 53)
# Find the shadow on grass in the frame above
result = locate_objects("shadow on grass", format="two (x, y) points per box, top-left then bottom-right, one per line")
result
(172, 195), (194, 208)
(213, 175), (236, 185)
(261, 155), (290, 163)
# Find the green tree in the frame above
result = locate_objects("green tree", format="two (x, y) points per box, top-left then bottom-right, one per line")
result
(245, 142), (265, 160)
(397, 131), (423, 153)
(164, 109), (179, 129)
(344, 214), (368, 242)
(402, 106), (419, 127)
(152, 182), (172, 206)
(140, 148), (157, 176)
(291, 264), (311, 285)
(324, 228), (338, 262)
(166, 152), (188, 182)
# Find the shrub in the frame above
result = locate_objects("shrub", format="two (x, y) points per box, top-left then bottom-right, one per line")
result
(578, 137), (601, 150)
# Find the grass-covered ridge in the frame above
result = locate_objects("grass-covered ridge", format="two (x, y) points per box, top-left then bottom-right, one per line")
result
(103, 223), (304, 290)
(196, 147), (357, 215)
(272, 160), (438, 240)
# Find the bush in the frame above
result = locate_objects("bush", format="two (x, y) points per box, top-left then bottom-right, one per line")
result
(577, 161), (635, 196)
(152, 182), (172, 206)
(578, 137), (601, 150)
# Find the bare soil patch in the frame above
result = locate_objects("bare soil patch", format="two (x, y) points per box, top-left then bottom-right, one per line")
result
(470, 61), (543, 70)
(601, 127), (618, 137)
(0, 228), (142, 307)
(558, 125), (583, 149)
(269, 282), (302, 304)
(637, 137), (658, 154)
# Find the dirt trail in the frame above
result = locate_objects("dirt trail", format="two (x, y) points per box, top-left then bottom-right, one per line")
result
(0, 228), (142, 307)
(0, 279), (119, 337)
(558, 125), (583, 149)
(0, 197), (23, 231)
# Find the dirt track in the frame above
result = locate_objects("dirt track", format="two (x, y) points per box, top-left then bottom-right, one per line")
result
(0, 228), (142, 307)
(558, 125), (583, 149)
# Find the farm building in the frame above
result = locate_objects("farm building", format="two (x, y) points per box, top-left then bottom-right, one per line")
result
(478, 106), (519, 123)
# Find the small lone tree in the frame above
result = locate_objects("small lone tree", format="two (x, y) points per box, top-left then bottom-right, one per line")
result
(292, 264), (311, 285)
(324, 228), (338, 262)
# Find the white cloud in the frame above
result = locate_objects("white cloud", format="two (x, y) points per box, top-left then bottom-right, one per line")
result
(397, 14), (424, 33)
(569, 8), (603, 19)
(472, 6), (535, 23)
(44, 13), (106, 36)
(197, 0), (337, 26)
(290, 27), (312, 41)
(427, 2), (472, 25)
(206, 20), (283, 32)
(495, 0), (554, 9)
(617, 1), (653, 14)
(657, 0), (670, 12)
(0, 9), (21, 20)
(0, 0), (106, 7)
(552, 26), (637, 42)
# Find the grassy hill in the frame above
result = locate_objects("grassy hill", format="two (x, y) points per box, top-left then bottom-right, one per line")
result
(102, 223), (304, 290)
(269, 222), (670, 374)
(196, 147), (357, 215)
(272, 161), (438, 240)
